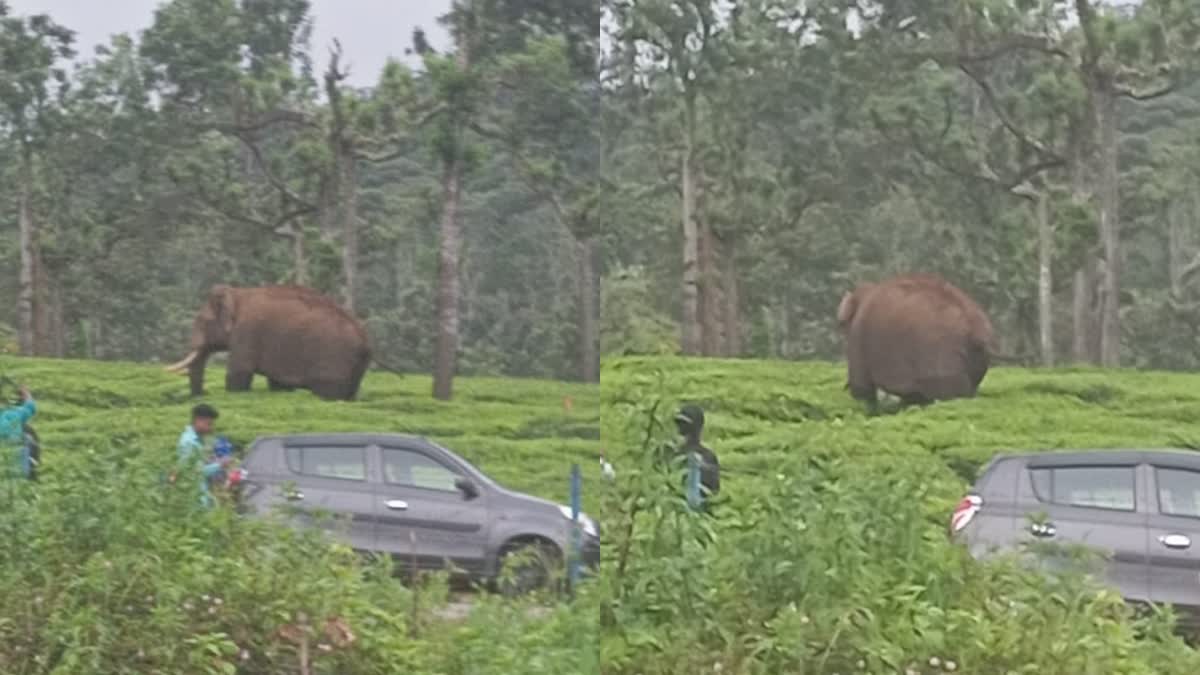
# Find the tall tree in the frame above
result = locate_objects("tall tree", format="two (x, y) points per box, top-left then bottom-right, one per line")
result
(613, 0), (735, 356)
(0, 5), (74, 355)
(426, 0), (487, 400)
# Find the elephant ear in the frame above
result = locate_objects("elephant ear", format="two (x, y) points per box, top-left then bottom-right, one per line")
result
(210, 284), (238, 334)
(837, 289), (858, 327)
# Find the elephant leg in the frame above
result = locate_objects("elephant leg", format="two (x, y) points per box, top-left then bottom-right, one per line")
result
(915, 372), (973, 402)
(268, 378), (296, 392)
(965, 341), (989, 391)
(309, 380), (354, 401)
(226, 369), (253, 392)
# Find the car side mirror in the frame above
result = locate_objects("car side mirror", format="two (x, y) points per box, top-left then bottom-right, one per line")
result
(455, 477), (479, 500)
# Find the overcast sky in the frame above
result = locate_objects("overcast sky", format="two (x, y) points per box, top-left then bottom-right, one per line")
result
(7, 0), (452, 86)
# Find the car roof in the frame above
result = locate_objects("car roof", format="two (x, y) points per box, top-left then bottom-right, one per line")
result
(249, 432), (487, 475)
(990, 448), (1200, 470)
(253, 432), (433, 446)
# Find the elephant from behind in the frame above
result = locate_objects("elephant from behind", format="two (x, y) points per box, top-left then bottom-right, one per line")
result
(837, 273), (995, 405)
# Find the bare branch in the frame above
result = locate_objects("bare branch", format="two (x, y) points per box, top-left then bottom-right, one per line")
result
(1180, 250), (1200, 287)
(1116, 81), (1176, 101)
(196, 109), (317, 135)
(960, 64), (1065, 162)
(231, 131), (318, 210)
(911, 33), (1070, 66)
(171, 165), (317, 236)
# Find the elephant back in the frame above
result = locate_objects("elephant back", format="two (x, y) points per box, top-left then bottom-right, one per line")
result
(849, 274), (993, 398)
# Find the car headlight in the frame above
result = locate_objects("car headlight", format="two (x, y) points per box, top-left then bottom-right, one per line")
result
(559, 505), (598, 538)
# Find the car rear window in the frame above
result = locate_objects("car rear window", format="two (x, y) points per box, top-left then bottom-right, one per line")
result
(285, 445), (367, 481)
(1155, 467), (1200, 518)
(1030, 465), (1135, 511)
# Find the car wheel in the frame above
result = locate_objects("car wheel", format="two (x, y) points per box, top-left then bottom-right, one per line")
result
(496, 541), (559, 597)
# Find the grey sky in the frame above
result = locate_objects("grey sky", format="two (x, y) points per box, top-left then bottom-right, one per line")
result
(8, 0), (452, 86)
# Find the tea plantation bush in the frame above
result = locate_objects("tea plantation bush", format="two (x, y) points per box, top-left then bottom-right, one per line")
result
(0, 356), (600, 674)
(600, 356), (1200, 674)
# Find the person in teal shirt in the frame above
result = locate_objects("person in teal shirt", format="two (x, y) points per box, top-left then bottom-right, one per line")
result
(174, 403), (226, 507)
(0, 385), (37, 480)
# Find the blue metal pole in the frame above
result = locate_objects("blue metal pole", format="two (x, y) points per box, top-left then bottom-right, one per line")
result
(569, 463), (582, 593)
(686, 452), (700, 510)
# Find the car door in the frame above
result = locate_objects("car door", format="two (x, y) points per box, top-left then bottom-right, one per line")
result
(276, 442), (377, 552)
(1021, 462), (1150, 602)
(373, 443), (491, 576)
(1146, 464), (1200, 610)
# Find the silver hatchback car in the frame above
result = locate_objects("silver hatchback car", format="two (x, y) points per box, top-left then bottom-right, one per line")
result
(950, 448), (1200, 624)
(236, 433), (600, 592)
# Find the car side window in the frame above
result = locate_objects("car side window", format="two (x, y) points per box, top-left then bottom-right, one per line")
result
(1155, 467), (1200, 518)
(382, 447), (459, 492)
(1029, 466), (1135, 511)
(285, 445), (367, 481)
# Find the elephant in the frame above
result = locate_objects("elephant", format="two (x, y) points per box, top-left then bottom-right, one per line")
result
(836, 273), (995, 406)
(164, 284), (371, 401)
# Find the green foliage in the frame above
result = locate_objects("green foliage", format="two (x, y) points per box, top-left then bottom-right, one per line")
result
(601, 355), (1200, 673)
(603, 0), (1200, 368)
(0, 356), (600, 673)
(600, 266), (678, 357)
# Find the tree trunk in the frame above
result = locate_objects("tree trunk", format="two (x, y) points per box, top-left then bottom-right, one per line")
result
(575, 236), (599, 382)
(680, 95), (702, 356)
(723, 238), (742, 357)
(293, 225), (308, 285)
(1168, 202), (1184, 298)
(433, 155), (464, 400)
(17, 152), (38, 356)
(1072, 266), (1090, 363)
(1036, 191), (1054, 367)
(1067, 107), (1097, 365)
(395, 238), (411, 308)
(699, 220), (724, 356)
(1095, 86), (1121, 367)
(49, 277), (65, 357)
(341, 157), (359, 311)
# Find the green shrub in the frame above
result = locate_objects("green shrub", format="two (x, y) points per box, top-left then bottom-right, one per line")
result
(0, 356), (600, 674)
(601, 356), (1200, 674)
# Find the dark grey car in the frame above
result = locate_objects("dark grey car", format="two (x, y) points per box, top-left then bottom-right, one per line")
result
(950, 448), (1200, 622)
(236, 433), (600, 590)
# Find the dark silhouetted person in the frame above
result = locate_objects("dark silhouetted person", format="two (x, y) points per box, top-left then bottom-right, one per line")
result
(675, 404), (720, 503)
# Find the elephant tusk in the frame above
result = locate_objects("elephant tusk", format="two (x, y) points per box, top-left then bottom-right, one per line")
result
(164, 351), (198, 372)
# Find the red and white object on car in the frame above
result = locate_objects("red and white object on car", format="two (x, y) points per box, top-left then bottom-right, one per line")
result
(949, 494), (983, 534)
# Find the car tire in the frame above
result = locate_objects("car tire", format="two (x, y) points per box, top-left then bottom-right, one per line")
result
(496, 541), (560, 597)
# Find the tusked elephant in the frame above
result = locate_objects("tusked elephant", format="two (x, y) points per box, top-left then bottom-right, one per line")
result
(164, 284), (371, 401)
(836, 273), (995, 406)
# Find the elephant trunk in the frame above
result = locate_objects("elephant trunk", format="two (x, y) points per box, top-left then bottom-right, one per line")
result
(188, 350), (213, 397)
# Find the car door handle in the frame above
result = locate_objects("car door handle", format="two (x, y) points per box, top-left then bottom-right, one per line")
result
(1159, 534), (1192, 549)
(1030, 522), (1056, 537)
(386, 499), (409, 510)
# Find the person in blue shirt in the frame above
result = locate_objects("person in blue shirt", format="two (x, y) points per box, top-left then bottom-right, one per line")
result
(174, 403), (226, 507)
(0, 385), (37, 480)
